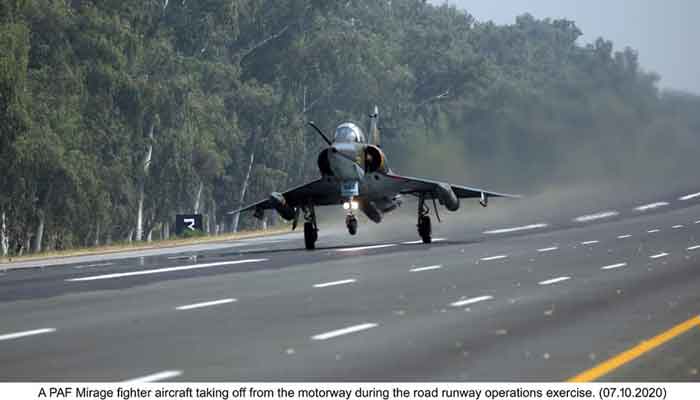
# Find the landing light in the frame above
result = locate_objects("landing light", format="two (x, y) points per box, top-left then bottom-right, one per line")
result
(343, 200), (359, 210)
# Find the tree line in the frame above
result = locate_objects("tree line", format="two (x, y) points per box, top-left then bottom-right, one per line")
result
(1, 0), (699, 256)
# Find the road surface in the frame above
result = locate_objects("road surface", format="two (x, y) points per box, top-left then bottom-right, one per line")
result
(1, 185), (700, 381)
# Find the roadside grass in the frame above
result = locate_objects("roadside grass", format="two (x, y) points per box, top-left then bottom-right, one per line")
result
(0, 227), (290, 264)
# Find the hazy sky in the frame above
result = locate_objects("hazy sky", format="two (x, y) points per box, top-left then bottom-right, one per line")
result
(435, 1), (699, 94)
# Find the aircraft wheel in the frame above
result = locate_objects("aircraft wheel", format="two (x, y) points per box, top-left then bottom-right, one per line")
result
(304, 222), (317, 250)
(418, 215), (432, 244)
(346, 215), (358, 235)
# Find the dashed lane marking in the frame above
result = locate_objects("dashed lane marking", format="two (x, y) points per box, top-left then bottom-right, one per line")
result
(601, 263), (627, 270)
(410, 265), (442, 272)
(581, 240), (599, 245)
(539, 276), (571, 285)
(649, 252), (669, 259)
(537, 247), (559, 253)
(635, 202), (669, 211)
(313, 279), (356, 288)
(311, 323), (378, 341)
(337, 244), (396, 252)
(483, 223), (549, 234)
(74, 262), (114, 269)
(0, 328), (56, 342)
(65, 259), (268, 282)
(450, 295), (494, 307)
(122, 370), (182, 383)
(617, 234), (632, 239)
(175, 298), (236, 311)
(480, 255), (508, 261)
(672, 225), (684, 229)
(401, 238), (446, 245)
(680, 192), (700, 201)
(647, 229), (660, 233)
(574, 211), (619, 222)
(687, 245), (700, 251)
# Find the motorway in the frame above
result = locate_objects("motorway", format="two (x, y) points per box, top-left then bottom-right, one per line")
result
(1, 184), (700, 381)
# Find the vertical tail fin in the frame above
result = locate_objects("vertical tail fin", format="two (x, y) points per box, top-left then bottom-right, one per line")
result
(369, 105), (380, 146)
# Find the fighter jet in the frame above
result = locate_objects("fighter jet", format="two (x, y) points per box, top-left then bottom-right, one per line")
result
(229, 107), (518, 249)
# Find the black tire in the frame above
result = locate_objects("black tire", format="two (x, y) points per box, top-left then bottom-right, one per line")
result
(347, 217), (358, 235)
(418, 215), (432, 243)
(304, 222), (316, 250)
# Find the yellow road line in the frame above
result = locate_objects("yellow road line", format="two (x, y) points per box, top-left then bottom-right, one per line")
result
(568, 315), (700, 382)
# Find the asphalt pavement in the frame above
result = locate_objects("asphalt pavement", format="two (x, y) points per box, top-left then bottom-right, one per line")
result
(1, 185), (700, 381)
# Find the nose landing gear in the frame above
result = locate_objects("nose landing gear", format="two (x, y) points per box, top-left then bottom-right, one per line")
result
(346, 214), (358, 235)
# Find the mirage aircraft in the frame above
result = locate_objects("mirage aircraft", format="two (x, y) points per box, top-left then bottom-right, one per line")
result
(229, 107), (518, 249)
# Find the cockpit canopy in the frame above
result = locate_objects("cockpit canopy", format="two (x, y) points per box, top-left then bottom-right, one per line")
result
(333, 123), (366, 143)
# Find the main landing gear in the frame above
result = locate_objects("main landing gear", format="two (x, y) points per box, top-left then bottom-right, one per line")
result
(303, 205), (318, 250)
(417, 194), (434, 244)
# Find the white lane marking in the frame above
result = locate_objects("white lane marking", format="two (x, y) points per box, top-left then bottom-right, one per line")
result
(687, 245), (700, 251)
(601, 262), (627, 270)
(647, 229), (661, 233)
(122, 370), (182, 383)
(484, 223), (548, 234)
(650, 252), (669, 259)
(680, 192), (700, 201)
(581, 240), (599, 245)
(74, 262), (114, 269)
(337, 244), (396, 252)
(635, 202), (669, 211)
(313, 279), (356, 288)
(574, 211), (619, 222)
(617, 234), (632, 239)
(449, 295), (493, 307)
(401, 238), (446, 245)
(696, 220), (700, 224)
(480, 255), (508, 261)
(410, 265), (442, 272)
(672, 225), (684, 229)
(539, 276), (571, 285)
(311, 323), (378, 341)
(175, 298), (236, 311)
(66, 259), (268, 282)
(0, 328), (56, 342)
(537, 247), (559, 253)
